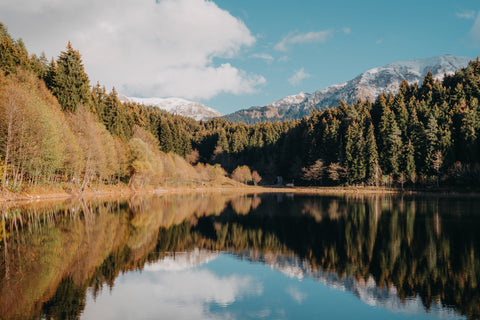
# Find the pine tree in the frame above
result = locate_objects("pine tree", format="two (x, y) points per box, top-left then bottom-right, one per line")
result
(216, 129), (230, 153)
(344, 122), (365, 183)
(404, 139), (416, 181)
(391, 91), (408, 137)
(407, 106), (425, 170)
(0, 36), (20, 75)
(424, 115), (439, 173)
(365, 123), (380, 185)
(104, 88), (129, 139)
(50, 42), (92, 112)
(432, 150), (443, 187)
(378, 107), (402, 176)
(44, 58), (57, 89)
(419, 71), (434, 104)
(159, 120), (173, 153)
(92, 83), (107, 122)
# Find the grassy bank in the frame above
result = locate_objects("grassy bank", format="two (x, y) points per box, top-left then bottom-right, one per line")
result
(2, 183), (480, 204)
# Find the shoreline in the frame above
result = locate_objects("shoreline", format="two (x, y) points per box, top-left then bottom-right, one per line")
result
(1, 184), (480, 204)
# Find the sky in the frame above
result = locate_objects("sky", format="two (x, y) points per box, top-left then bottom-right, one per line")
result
(0, 0), (479, 114)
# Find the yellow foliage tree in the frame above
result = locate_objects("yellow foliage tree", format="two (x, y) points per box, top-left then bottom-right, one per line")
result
(232, 165), (252, 184)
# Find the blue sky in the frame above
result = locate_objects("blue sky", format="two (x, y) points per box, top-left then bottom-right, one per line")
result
(207, 0), (480, 113)
(0, 0), (479, 114)
(83, 253), (463, 320)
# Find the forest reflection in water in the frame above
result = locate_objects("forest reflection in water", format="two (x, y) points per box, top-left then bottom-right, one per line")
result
(0, 193), (479, 319)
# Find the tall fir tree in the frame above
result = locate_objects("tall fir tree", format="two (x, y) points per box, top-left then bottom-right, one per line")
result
(424, 114), (439, 173)
(365, 122), (380, 185)
(158, 119), (173, 153)
(344, 121), (365, 183)
(50, 42), (91, 112)
(378, 107), (403, 176)
(403, 139), (416, 180)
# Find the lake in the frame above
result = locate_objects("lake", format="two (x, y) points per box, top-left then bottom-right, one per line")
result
(1, 193), (479, 319)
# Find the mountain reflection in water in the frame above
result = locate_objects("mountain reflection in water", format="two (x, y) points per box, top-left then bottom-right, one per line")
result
(0, 193), (479, 319)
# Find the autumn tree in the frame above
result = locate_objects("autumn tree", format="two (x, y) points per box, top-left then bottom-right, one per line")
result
(231, 165), (252, 184)
(302, 159), (324, 185)
(327, 162), (347, 185)
(252, 170), (262, 185)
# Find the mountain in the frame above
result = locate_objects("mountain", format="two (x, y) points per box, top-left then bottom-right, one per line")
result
(119, 95), (223, 121)
(234, 250), (461, 318)
(144, 249), (218, 272)
(223, 54), (473, 124)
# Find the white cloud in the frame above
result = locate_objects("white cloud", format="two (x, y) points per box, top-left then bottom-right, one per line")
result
(286, 286), (307, 304)
(288, 68), (311, 86)
(274, 30), (332, 51)
(83, 267), (263, 319)
(342, 27), (351, 34)
(456, 10), (476, 19)
(0, 0), (264, 100)
(250, 53), (275, 63)
(278, 56), (289, 62)
(471, 12), (480, 42)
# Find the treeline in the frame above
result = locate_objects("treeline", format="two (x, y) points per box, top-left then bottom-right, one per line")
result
(194, 61), (480, 187)
(0, 23), (230, 190)
(2, 20), (480, 189)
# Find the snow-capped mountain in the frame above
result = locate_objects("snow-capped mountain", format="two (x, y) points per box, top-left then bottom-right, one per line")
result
(224, 54), (472, 124)
(143, 249), (218, 272)
(234, 250), (462, 319)
(271, 92), (310, 108)
(119, 95), (223, 121)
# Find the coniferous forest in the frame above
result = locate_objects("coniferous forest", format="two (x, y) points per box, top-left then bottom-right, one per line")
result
(1, 22), (480, 191)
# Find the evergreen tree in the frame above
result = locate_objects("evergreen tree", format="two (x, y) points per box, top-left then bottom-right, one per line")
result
(216, 129), (230, 153)
(344, 122), (365, 183)
(104, 88), (129, 139)
(391, 91), (408, 137)
(419, 71), (434, 104)
(407, 106), (424, 171)
(424, 115), (439, 173)
(378, 107), (403, 176)
(158, 120), (173, 152)
(50, 42), (91, 112)
(365, 123), (380, 185)
(0, 35), (19, 74)
(403, 139), (416, 181)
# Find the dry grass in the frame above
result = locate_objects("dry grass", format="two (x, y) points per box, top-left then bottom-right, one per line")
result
(2, 183), (480, 204)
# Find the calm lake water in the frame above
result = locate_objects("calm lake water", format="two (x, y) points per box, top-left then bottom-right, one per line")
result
(1, 193), (479, 319)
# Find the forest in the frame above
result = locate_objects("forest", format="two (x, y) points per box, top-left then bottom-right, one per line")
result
(0, 23), (230, 191)
(1, 21), (480, 191)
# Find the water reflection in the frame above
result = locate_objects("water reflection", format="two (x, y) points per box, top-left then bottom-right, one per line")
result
(0, 193), (479, 319)
(84, 250), (262, 320)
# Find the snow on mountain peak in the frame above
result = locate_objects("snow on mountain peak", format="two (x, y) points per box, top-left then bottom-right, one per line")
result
(271, 91), (310, 108)
(357, 54), (472, 88)
(118, 95), (223, 121)
(143, 249), (218, 272)
(308, 54), (473, 108)
(223, 54), (473, 124)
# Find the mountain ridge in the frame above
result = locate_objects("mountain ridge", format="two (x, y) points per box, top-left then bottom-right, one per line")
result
(223, 54), (473, 124)
(118, 95), (223, 121)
